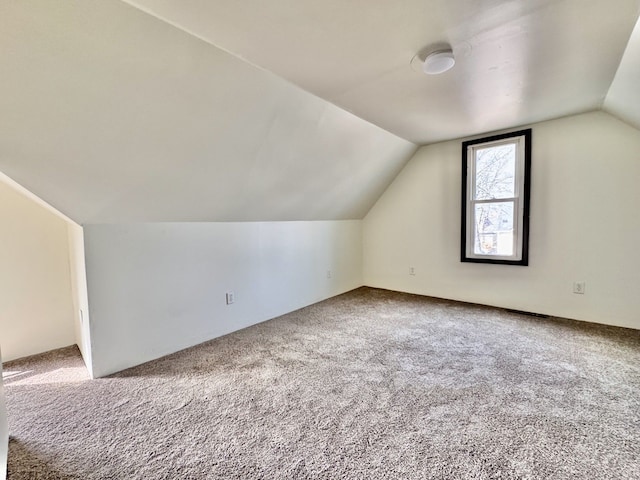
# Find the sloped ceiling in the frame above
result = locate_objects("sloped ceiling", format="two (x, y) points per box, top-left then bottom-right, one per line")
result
(0, 1), (415, 224)
(604, 15), (640, 129)
(125, 0), (640, 144)
(1, 1), (639, 225)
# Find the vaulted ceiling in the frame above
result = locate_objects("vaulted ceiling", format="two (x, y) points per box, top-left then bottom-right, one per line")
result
(604, 14), (640, 128)
(0, 1), (415, 223)
(125, 0), (640, 143)
(1, 1), (638, 224)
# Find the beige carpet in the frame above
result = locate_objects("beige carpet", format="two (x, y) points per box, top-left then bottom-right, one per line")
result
(4, 287), (640, 479)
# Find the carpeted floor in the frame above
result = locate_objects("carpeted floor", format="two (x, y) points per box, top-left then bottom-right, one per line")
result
(4, 287), (640, 479)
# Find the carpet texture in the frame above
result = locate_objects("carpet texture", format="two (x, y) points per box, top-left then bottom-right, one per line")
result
(4, 287), (640, 479)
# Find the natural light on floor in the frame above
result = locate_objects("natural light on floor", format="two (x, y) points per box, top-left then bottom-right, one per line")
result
(3, 367), (88, 386)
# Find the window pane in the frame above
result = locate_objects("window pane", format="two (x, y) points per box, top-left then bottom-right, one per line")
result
(474, 144), (515, 200)
(474, 202), (514, 256)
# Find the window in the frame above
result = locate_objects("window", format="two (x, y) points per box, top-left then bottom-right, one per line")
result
(461, 129), (531, 265)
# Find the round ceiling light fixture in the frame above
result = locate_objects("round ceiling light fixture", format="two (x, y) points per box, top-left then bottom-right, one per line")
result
(422, 49), (455, 75)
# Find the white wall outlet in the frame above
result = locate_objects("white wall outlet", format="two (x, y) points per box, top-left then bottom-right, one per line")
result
(225, 291), (235, 304)
(409, 266), (416, 276)
(573, 282), (585, 294)
(327, 270), (332, 279)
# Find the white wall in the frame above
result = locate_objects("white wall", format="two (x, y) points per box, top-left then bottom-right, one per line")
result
(67, 223), (93, 378)
(0, 179), (76, 361)
(0, 347), (7, 480)
(84, 221), (363, 377)
(364, 111), (640, 330)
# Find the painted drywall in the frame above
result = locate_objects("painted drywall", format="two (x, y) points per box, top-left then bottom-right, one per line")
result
(0, 0), (415, 224)
(364, 111), (640, 330)
(0, 179), (75, 361)
(605, 15), (640, 130)
(0, 347), (7, 480)
(84, 221), (362, 377)
(125, 0), (639, 144)
(67, 223), (93, 378)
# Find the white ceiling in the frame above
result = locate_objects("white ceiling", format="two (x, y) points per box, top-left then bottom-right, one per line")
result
(604, 15), (640, 129)
(1, 1), (638, 224)
(0, 1), (414, 223)
(125, 0), (640, 144)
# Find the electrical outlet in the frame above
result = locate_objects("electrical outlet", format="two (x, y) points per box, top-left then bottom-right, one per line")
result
(409, 266), (416, 276)
(327, 270), (332, 279)
(573, 282), (585, 295)
(226, 291), (235, 304)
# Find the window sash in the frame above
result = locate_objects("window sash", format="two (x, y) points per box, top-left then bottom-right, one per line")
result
(467, 198), (520, 260)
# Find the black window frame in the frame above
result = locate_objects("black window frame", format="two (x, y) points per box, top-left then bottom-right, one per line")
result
(461, 128), (532, 266)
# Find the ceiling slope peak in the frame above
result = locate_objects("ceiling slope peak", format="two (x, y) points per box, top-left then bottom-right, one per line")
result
(0, 0), (415, 224)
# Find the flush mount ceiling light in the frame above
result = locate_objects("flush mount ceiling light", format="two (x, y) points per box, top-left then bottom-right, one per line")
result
(423, 49), (455, 74)
(411, 45), (456, 75)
